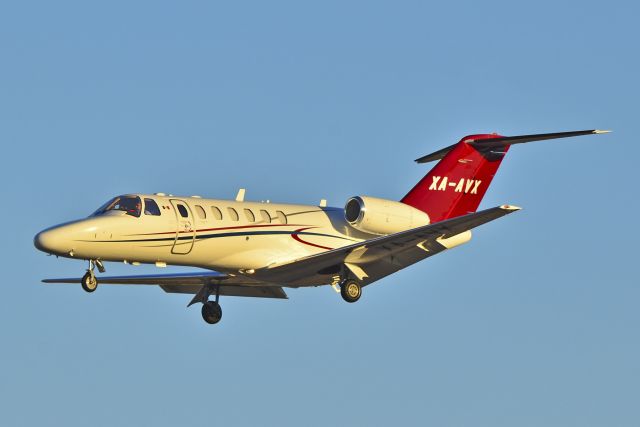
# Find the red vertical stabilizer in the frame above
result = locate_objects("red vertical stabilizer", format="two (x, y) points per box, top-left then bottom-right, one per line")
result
(401, 134), (509, 222)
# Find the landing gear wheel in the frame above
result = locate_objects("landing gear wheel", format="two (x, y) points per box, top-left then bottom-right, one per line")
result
(201, 301), (223, 324)
(340, 280), (362, 303)
(81, 271), (98, 293)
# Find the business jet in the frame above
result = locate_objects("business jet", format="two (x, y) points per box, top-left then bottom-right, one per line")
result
(34, 129), (608, 324)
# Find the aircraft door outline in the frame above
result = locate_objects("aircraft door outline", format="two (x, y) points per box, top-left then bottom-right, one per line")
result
(169, 199), (196, 254)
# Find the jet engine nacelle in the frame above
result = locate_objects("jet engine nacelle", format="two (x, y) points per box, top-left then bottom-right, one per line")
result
(344, 196), (430, 235)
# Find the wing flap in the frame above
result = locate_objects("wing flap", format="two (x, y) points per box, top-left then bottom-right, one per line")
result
(160, 284), (288, 299)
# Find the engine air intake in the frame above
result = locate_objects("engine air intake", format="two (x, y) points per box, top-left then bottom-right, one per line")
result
(345, 197), (364, 223)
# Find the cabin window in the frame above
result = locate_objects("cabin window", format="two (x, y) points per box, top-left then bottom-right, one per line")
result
(260, 210), (271, 223)
(275, 210), (287, 224)
(244, 209), (255, 222)
(144, 198), (161, 216)
(195, 205), (206, 220)
(177, 204), (189, 218)
(210, 206), (223, 220)
(227, 207), (239, 221)
(92, 195), (141, 218)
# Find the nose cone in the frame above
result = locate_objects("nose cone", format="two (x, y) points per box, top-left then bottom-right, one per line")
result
(35, 218), (109, 257)
(34, 227), (70, 255)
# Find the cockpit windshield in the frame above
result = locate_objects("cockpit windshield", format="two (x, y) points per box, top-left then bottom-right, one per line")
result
(92, 195), (142, 217)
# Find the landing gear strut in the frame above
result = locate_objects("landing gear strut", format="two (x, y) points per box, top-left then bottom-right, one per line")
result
(195, 284), (223, 325)
(81, 260), (100, 293)
(340, 279), (362, 303)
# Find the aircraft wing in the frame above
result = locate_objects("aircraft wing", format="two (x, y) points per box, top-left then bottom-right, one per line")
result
(255, 205), (521, 286)
(43, 272), (288, 299)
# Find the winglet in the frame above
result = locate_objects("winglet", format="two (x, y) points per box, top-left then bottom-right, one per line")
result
(235, 188), (246, 202)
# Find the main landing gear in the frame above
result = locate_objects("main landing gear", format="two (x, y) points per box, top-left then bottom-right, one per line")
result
(81, 259), (105, 293)
(202, 300), (223, 325)
(340, 279), (362, 303)
(188, 284), (224, 325)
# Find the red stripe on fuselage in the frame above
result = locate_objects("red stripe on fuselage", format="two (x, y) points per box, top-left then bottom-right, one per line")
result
(291, 227), (334, 250)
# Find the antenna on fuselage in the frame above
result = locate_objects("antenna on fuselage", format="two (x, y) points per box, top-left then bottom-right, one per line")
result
(235, 188), (246, 202)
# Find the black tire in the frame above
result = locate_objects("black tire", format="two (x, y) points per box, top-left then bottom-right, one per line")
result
(201, 301), (223, 324)
(81, 271), (98, 293)
(340, 280), (362, 303)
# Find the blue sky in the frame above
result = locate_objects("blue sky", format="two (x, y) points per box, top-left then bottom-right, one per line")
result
(1, 1), (638, 426)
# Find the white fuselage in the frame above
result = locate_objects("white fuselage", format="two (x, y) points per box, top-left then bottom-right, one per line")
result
(34, 194), (375, 282)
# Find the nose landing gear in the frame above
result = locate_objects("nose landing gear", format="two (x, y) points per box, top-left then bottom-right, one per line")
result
(80, 259), (104, 293)
(81, 271), (98, 292)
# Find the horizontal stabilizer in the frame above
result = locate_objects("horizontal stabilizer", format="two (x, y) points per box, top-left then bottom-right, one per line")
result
(415, 129), (610, 163)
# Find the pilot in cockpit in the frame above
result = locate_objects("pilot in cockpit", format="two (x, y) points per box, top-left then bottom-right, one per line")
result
(130, 200), (142, 216)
